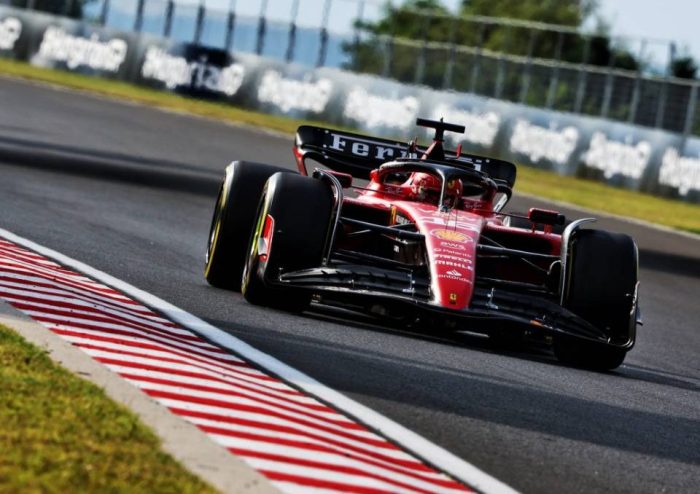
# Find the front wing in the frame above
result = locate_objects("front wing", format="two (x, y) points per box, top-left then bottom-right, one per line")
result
(276, 265), (634, 350)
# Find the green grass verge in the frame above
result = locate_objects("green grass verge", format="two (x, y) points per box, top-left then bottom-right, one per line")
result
(0, 323), (217, 494)
(1, 57), (699, 235)
(516, 167), (700, 235)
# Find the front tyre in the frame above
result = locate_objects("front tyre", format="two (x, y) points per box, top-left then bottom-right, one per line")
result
(555, 229), (639, 370)
(242, 173), (333, 311)
(205, 161), (289, 290)
(553, 336), (627, 371)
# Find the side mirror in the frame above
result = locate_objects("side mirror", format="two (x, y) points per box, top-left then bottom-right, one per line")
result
(528, 208), (566, 226)
(327, 170), (353, 188)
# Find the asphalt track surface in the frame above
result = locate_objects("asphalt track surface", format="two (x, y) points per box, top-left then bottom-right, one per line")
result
(1, 76), (699, 494)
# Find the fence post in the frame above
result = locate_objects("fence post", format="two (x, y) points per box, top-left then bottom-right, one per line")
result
(573, 35), (591, 113)
(519, 30), (536, 104)
(316, 0), (331, 67)
(627, 74), (642, 124)
(655, 42), (675, 129)
(99, 0), (110, 25)
(351, 0), (365, 70)
(286, 0), (300, 63)
(600, 43), (617, 118)
(225, 0), (236, 51)
(62, 0), (75, 17)
(494, 24), (511, 99)
(134, 0), (145, 32)
(193, 1), (205, 44)
(255, 0), (268, 55)
(381, 35), (393, 77)
(545, 31), (564, 109)
(627, 40), (646, 124)
(442, 18), (457, 89)
(414, 13), (431, 84)
(469, 22), (486, 94)
(163, 0), (174, 38)
(681, 83), (698, 144)
(381, 6), (397, 78)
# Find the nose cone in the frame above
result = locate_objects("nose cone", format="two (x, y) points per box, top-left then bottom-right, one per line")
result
(427, 226), (479, 310)
(406, 207), (484, 311)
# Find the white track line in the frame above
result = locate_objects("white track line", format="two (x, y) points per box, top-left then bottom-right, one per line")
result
(0, 227), (518, 494)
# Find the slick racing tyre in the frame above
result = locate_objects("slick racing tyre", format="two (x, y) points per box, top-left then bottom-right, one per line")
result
(242, 173), (333, 312)
(555, 229), (639, 370)
(205, 161), (290, 290)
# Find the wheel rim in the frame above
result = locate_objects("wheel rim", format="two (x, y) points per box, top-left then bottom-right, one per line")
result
(242, 189), (269, 293)
(205, 183), (225, 267)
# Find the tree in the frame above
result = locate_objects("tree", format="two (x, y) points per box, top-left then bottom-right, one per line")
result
(671, 56), (697, 79)
(460, 0), (593, 25)
(346, 0), (640, 77)
(347, 0), (455, 86)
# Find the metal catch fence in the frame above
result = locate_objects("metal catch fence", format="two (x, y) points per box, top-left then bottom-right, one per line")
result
(7, 0), (700, 138)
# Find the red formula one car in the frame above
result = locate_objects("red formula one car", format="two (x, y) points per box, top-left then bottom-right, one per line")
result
(205, 119), (641, 370)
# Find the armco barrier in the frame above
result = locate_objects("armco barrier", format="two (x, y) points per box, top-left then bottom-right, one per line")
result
(1, 5), (698, 203)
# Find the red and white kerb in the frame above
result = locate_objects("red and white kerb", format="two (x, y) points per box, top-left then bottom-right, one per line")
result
(0, 239), (472, 494)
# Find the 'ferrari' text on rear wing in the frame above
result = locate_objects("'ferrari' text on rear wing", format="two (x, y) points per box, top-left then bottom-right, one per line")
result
(295, 125), (517, 189)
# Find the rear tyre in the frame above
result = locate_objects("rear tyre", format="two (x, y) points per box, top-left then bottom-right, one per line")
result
(555, 229), (638, 370)
(242, 173), (333, 312)
(205, 161), (290, 290)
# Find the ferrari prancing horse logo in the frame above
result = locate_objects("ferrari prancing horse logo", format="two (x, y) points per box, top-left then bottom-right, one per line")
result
(430, 229), (470, 243)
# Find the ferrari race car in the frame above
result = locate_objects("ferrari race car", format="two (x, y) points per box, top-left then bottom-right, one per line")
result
(205, 119), (641, 370)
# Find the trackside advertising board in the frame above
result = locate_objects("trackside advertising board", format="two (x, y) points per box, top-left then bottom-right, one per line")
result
(1, 5), (698, 203)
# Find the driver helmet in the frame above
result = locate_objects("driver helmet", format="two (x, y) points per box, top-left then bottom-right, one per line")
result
(410, 173), (440, 203)
(409, 173), (463, 206)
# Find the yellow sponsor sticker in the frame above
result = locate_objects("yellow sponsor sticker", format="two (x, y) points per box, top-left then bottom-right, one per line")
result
(431, 229), (469, 243)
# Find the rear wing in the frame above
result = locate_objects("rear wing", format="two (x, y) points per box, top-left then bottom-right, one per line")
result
(294, 125), (517, 189)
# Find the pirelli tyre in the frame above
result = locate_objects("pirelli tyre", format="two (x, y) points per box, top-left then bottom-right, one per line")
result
(242, 173), (333, 312)
(556, 229), (639, 370)
(205, 161), (290, 290)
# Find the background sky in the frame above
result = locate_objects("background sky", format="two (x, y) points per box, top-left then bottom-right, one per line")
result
(591, 0), (700, 64)
(442, 0), (700, 64)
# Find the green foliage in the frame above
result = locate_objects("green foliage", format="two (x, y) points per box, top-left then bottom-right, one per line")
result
(460, 0), (591, 26)
(672, 56), (698, 79)
(348, 0), (455, 83)
(345, 0), (641, 91)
